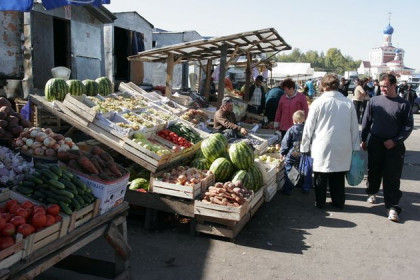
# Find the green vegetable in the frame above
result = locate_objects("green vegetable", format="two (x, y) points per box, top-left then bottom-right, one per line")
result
(129, 178), (149, 190)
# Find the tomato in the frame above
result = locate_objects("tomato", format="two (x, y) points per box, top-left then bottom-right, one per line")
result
(17, 224), (34, 237)
(15, 208), (30, 220)
(10, 216), (26, 227)
(5, 200), (18, 211)
(8, 203), (20, 214)
(1, 223), (16, 236)
(0, 207), (6, 213)
(0, 217), (5, 231)
(21, 201), (34, 209)
(46, 204), (60, 216)
(33, 207), (46, 216)
(55, 216), (62, 223)
(0, 213), (11, 222)
(31, 213), (47, 228)
(45, 215), (56, 227)
(0, 236), (15, 250)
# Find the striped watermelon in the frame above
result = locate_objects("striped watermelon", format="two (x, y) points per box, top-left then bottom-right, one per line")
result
(66, 79), (85, 96)
(82, 79), (99, 96)
(45, 78), (69, 102)
(209, 157), (234, 182)
(190, 158), (210, 170)
(229, 141), (254, 170)
(96, 77), (112, 96)
(247, 163), (263, 191)
(231, 170), (252, 190)
(194, 149), (205, 160)
(201, 133), (228, 163)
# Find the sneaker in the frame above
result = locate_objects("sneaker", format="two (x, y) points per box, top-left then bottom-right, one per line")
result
(367, 195), (376, 204)
(388, 209), (399, 223)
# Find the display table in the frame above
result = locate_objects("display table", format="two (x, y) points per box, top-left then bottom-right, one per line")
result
(0, 202), (130, 280)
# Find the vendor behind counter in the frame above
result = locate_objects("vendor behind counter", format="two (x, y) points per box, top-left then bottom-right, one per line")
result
(214, 97), (248, 138)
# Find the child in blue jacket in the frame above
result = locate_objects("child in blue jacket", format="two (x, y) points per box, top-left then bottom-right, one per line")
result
(280, 110), (306, 194)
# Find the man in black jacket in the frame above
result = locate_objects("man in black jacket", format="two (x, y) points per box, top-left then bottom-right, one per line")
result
(338, 77), (350, 97)
(247, 75), (265, 114)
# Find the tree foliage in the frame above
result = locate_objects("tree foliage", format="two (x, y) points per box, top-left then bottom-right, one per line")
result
(274, 48), (361, 74)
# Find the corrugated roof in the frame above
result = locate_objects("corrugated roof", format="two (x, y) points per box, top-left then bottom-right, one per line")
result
(128, 28), (291, 63)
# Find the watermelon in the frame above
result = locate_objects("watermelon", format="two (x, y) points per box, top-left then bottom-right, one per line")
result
(229, 141), (254, 170)
(96, 77), (112, 96)
(45, 78), (69, 102)
(231, 170), (252, 190)
(66, 79), (85, 96)
(201, 133), (228, 163)
(194, 149), (205, 160)
(209, 157), (234, 182)
(190, 158), (210, 170)
(82, 79), (99, 96)
(247, 163), (264, 191)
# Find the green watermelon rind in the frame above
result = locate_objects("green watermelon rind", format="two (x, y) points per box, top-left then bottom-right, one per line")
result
(229, 141), (254, 170)
(66, 79), (86, 96)
(82, 79), (99, 96)
(95, 77), (112, 96)
(45, 78), (69, 102)
(209, 157), (234, 183)
(201, 133), (228, 163)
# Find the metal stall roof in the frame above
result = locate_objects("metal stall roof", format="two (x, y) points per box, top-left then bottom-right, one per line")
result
(127, 28), (291, 63)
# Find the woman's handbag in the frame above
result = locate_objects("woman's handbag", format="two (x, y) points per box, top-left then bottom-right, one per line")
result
(346, 151), (365, 186)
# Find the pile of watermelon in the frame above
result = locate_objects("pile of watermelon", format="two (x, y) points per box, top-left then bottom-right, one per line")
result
(194, 133), (263, 191)
(44, 76), (113, 102)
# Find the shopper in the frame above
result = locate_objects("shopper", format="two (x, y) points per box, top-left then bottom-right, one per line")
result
(274, 78), (309, 138)
(247, 75), (265, 114)
(280, 110), (306, 194)
(361, 73), (413, 223)
(265, 82), (284, 122)
(301, 73), (360, 209)
(352, 79), (366, 124)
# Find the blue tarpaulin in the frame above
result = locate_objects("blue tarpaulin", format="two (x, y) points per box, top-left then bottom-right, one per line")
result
(0, 0), (110, 12)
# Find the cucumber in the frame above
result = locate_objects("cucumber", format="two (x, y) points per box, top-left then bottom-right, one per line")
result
(33, 190), (47, 200)
(38, 184), (50, 189)
(58, 179), (78, 195)
(49, 165), (63, 177)
(71, 197), (82, 211)
(48, 179), (66, 190)
(16, 186), (34, 195)
(61, 169), (74, 179)
(58, 201), (73, 215)
(81, 195), (92, 205)
(74, 195), (85, 206)
(20, 180), (35, 188)
(32, 170), (42, 177)
(60, 173), (72, 182)
(49, 187), (74, 199)
(41, 169), (59, 181)
(26, 175), (43, 185)
(47, 197), (59, 204)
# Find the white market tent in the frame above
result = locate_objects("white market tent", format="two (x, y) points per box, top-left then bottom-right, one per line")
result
(270, 62), (314, 81)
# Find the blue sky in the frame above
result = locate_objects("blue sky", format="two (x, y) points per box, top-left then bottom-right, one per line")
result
(107, 0), (419, 72)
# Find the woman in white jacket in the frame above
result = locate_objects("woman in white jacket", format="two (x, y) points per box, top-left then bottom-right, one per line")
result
(300, 74), (360, 209)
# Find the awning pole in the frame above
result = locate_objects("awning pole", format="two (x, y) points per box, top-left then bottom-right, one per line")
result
(217, 44), (227, 108)
(165, 53), (174, 97)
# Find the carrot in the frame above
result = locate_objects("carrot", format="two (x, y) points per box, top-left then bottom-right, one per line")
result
(57, 151), (79, 162)
(77, 156), (99, 174)
(106, 161), (122, 177)
(68, 159), (82, 171)
(92, 155), (106, 168)
(90, 157), (103, 173)
(99, 152), (114, 163)
(90, 146), (107, 156)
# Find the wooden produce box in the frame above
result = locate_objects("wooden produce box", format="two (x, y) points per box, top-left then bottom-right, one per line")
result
(194, 195), (252, 222)
(248, 133), (268, 155)
(0, 190), (69, 260)
(255, 161), (277, 185)
(150, 173), (202, 200)
(195, 212), (250, 241)
(264, 180), (278, 202)
(66, 199), (100, 233)
(123, 137), (171, 168)
(200, 172), (215, 193)
(250, 186), (265, 217)
(62, 94), (98, 122)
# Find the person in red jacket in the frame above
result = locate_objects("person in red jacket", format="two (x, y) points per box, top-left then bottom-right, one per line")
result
(274, 78), (309, 138)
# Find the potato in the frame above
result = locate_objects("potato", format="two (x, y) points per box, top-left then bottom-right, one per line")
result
(0, 112), (7, 120)
(11, 126), (24, 137)
(7, 115), (19, 125)
(0, 106), (11, 116)
(6, 122), (18, 130)
(0, 120), (8, 128)
(0, 97), (12, 109)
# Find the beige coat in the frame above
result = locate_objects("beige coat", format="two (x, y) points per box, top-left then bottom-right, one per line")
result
(353, 85), (366, 101)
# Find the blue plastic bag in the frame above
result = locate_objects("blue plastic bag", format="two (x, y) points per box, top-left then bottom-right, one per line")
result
(346, 151), (365, 186)
(299, 154), (313, 192)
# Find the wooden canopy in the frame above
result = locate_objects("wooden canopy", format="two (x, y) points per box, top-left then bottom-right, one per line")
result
(127, 28), (291, 106)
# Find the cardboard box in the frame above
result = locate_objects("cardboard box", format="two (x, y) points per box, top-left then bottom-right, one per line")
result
(69, 169), (129, 215)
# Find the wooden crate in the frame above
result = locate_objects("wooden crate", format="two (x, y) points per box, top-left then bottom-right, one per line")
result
(250, 186), (265, 217)
(200, 172), (215, 193)
(0, 234), (24, 270)
(255, 161), (277, 185)
(195, 212), (250, 241)
(194, 196), (251, 222)
(14, 98), (38, 127)
(0, 190), (69, 259)
(150, 172), (202, 200)
(62, 94), (98, 122)
(264, 181), (278, 202)
(66, 199), (100, 233)
(248, 133), (268, 155)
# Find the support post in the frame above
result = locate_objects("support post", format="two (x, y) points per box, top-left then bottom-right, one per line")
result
(165, 53), (174, 97)
(204, 59), (212, 101)
(217, 44), (227, 108)
(244, 51), (252, 101)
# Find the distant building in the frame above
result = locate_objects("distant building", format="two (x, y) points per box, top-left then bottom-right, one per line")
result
(358, 22), (415, 79)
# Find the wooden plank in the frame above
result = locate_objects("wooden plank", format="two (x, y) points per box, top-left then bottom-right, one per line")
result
(62, 98), (95, 122)
(264, 182), (278, 202)
(165, 53), (174, 97)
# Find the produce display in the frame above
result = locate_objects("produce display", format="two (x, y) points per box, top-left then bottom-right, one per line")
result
(229, 141), (254, 170)
(266, 144), (281, 153)
(0, 147), (34, 186)
(200, 181), (252, 207)
(45, 78), (69, 102)
(228, 136), (263, 146)
(91, 95), (148, 113)
(145, 108), (176, 122)
(0, 199), (63, 250)
(66, 79), (85, 96)
(14, 127), (78, 158)
(180, 109), (208, 124)
(257, 154), (282, 164)
(132, 133), (172, 156)
(156, 166), (212, 187)
(15, 164), (95, 214)
(168, 123), (202, 144)
(201, 133), (228, 162)
(57, 146), (127, 181)
(0, 97), (32, 138)
(95, 77), (112, 96)
(209, 157), (234, 182)
(190, 158), (210, 170)
(129, 178), (149, 192)
(121, 112), (164, 128)
(82, 79), (99, 96)
(157, 129), (192, 148)
(231, 163), (264, 191)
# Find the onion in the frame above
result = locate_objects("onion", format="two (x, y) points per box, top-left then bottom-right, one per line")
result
(44, 128), (52, 134)
(21, 145), (28, 151)
(177, 175), (187, 185)
(45, 148), (56, 157)
(25, 138), (34, 147)
(35, 132), (48, 142)
(60, 144), (70, 150)
(31, 141), (42, 149)
(52, 143), (61, 150)
(27, 148), (34, 155)
(53, 134), (64, 141)
(58, 140), (65, 145)
(15, 139), (23, 147)
(34, 148), (44, 156)
(43, 137), (56, 148)
(29, 130), (38, 138)
(71, 145), (79, 150)
(64, 137), (73, 145)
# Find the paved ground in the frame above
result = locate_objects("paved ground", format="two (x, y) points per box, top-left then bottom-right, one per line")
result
(37, 114), (420, 280)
